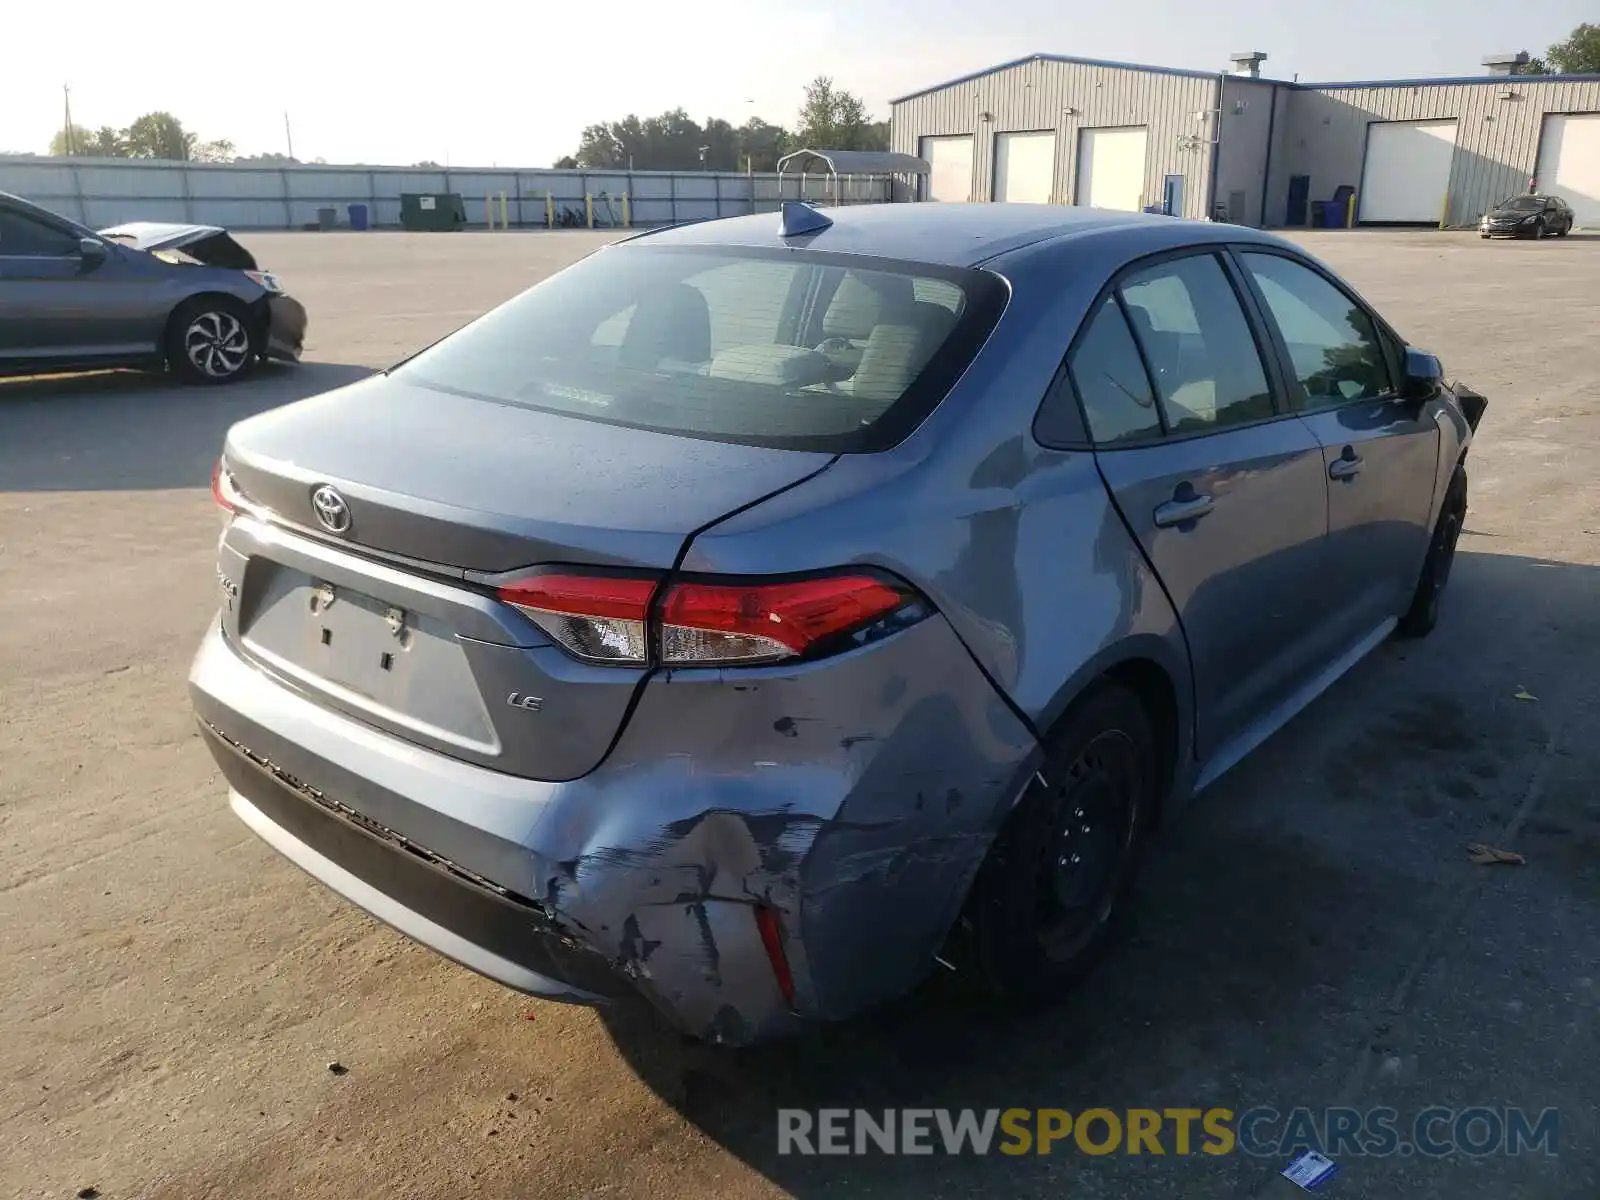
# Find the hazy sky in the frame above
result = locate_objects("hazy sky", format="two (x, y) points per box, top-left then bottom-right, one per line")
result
(2, 0), (1590, 167)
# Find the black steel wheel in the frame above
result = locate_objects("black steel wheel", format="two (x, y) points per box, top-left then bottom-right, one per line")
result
(963, 682), (1159, 1000)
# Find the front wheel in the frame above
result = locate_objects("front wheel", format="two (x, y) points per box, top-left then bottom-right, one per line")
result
(167, 297), (260, 384)
(1533, 220), (1548, 240)
(1398, 466), (1467, 639)
(962, 682), (1159, 1000)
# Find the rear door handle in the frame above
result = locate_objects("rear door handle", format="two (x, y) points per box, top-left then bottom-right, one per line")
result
(1153, 493), (1215, 528)
(1329, 453), (1364, 480)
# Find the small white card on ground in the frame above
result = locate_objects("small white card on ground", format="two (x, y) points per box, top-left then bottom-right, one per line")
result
(1281, 1150), (1339, 1190)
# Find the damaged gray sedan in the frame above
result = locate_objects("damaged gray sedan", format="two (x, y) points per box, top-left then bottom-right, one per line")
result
(191, 202), (1486, 1045)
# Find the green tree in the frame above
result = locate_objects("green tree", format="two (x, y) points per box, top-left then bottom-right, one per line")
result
(574, 109), (713, 170)
(50, 124), (130, 156)
(794, 76), (875, 150)
(701, 117), (740, 171)
(558, 78), (884, 171)
(89, 126), (130, 156)
(735, 118), (789, 171)
(1515, 22), (1600, 74)
(122, 111), (191, 160)
(190, 139), (236, 163)
(50, 124), (95, 155)
(1547, 22), (1600, 73)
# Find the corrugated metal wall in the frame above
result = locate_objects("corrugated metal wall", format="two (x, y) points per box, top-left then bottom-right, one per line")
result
(1276, 79), (1600, 226)
(891, 58), (1221, 219)
(0, 159), (892, 230)
(1214, 79), (1283, 227)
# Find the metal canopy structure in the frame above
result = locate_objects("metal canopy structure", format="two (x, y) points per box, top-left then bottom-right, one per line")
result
(776, 149), (931, 205)
(777, 149), (931, 176)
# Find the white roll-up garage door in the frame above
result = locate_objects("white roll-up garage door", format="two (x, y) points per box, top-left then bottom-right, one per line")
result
(921, 135), (974, 202)
(1075, 127), (1148, 212)
(993, 131), (1056, 203)
(1358, 120), (1459, 223)
(1535, 113), (1600, 229)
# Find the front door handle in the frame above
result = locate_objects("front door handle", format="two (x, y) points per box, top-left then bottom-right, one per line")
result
(1328, 451), (1364, 481)
(1153, 491), (1215, 528)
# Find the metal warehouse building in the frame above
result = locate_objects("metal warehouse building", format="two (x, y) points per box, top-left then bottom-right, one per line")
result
(890, 51), (1600, 229)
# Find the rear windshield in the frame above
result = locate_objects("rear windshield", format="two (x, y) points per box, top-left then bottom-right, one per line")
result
(395, 242), (1006, 452)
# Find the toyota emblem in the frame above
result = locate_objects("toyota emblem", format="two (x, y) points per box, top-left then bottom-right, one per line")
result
(310, 485), (352, 534)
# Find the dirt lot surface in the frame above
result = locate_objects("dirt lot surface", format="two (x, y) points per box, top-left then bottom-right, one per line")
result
(2, 228), (1597, 1200)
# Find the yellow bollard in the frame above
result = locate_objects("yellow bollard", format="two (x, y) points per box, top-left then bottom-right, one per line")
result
(545, 192), (555, 228)
(1437, 192), (1448, 231)
(1345, 191), (1356, 229)
(621, 193), (631, 228)
(585, 194), (594, 229)
(500, 191), (509, 228)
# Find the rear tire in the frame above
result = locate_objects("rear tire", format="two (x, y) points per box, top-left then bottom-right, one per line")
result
(167, 296), (259, 385)
(1398, 465), (1467, 639)
(963, 682), (1158, 1001)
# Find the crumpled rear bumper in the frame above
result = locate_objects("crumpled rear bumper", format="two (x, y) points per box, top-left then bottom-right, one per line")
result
(190, 612), (1039, 1045)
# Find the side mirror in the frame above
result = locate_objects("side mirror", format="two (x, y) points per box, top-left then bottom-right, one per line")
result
(79, 237), (108, 268)
(1401, 346), (1444, 403)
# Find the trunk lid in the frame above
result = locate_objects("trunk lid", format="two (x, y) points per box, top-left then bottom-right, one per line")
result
(218, 372), (835, 780)
(223, 372), (835, 572)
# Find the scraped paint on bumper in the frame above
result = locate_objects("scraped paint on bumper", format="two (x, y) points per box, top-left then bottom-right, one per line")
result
(190, 614), (1039, 1044)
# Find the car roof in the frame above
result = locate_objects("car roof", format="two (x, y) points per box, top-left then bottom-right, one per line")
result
(629, 203), (1280, 268)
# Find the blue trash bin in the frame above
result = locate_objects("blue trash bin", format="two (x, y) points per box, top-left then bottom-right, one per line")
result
(347, 203), (370, 231)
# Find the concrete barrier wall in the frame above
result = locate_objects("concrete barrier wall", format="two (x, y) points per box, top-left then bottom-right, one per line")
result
(0, 158), (896, 230)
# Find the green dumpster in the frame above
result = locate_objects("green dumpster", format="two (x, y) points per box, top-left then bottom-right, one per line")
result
(399, 193), (467, 231)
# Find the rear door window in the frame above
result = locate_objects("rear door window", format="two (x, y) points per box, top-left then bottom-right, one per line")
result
(1061, 296), (1163, 445)
(1117, 254), (1276, 434)
(398, 245), (1003, 452)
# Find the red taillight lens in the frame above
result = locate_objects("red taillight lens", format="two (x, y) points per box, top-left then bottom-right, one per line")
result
(497, 570), (921, 667)
(498, 573), (657, 664)
(753, 905), (797, 1008)
(660, 575), (910, 664)
(211, 459), (244, 512)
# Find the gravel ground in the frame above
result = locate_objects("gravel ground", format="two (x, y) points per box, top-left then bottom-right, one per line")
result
(1, 227), (1596, 1200)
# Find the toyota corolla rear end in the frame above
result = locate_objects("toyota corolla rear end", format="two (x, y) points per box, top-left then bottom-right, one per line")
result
(189, 230), (1036, 1044)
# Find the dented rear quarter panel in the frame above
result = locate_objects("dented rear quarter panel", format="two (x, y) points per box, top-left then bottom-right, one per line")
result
(191, 604), (1038, 1044)
(684, 226), (1200, 785)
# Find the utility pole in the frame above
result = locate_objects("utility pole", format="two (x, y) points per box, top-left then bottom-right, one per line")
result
(62, 84), (75, 155)
(284, 111), (294, 160)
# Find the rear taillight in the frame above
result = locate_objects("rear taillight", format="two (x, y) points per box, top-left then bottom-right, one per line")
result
(211, 459), (246, 512)
(660, 576), (911, 664)
(497, 573), (655, 664)
(496, 570), (925, 667)
(753, 905), (797, 1008)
